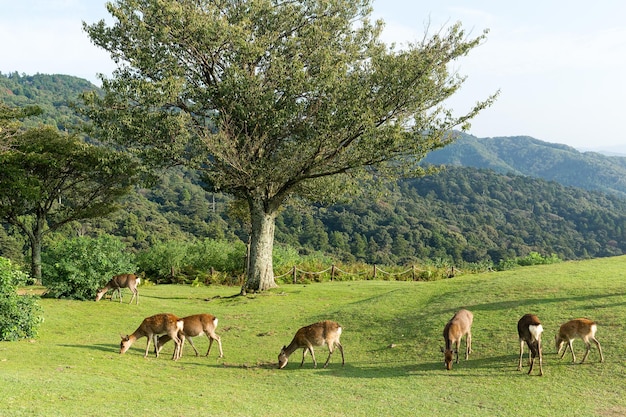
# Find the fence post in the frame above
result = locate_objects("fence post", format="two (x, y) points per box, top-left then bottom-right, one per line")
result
(292, 266), (297, 284)
(373, 264), (377, 279)
(412, 265), (415, 281)
(331, 264), (335, 281)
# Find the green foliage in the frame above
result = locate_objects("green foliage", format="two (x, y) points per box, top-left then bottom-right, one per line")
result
(41, 235), (136, 300)
(0, 72), (98, 132)
(517, 251), (562, 266)
(0, 257), (42, 341)
(0, 124), (141, 281)
(136, 238), (246, 284)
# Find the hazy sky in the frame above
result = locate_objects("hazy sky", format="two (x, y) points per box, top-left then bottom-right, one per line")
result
(1, 0), (625, 152)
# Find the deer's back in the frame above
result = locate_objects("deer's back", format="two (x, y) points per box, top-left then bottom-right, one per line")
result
(444, 309), (473, 340)
(296, 320), (342, 346)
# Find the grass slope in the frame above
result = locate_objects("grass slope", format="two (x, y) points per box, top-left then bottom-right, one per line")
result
(2, 257), (625, 416)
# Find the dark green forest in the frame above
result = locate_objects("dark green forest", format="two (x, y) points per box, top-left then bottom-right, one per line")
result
(2, 72), (626, 270)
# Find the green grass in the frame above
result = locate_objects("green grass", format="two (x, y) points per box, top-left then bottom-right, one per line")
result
(2, 256), (626, 416)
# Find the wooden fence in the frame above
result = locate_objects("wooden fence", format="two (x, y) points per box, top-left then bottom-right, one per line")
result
(274, 264), (457, 284)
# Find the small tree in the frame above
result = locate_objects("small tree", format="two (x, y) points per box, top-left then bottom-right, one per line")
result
(42, 235), (136, 300)
(0, 257), (43, 341)
(83, 0), (497, 291)
(0, 126), (140, 283)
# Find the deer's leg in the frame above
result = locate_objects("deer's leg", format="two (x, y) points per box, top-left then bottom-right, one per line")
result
(146, 335), (155, 358)
(128, 289), (137, 305)
(300, 348), (308, 367)
(308, 346), (318, 368)
(591, 337), (604, 363)
(212, 334), (223, 358)
(337, 342), (345, 366)
(186, 336), (199, 356)
(568, 340), (577, 363)
(580, 340), (591, 364)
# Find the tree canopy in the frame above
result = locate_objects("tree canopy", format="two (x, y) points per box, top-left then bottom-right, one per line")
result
(82, 0), (497, 291)
(0, 125), (140, 281)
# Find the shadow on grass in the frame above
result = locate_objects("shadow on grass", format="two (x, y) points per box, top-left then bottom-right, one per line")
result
(464, 292), (625, 315)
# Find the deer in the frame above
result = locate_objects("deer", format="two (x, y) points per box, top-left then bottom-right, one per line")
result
(517, 314), (543, 376)
(278, 320), (344, 369)
(440, 309), (473, 370)
(155, 314), (224, 360)
(555, 318), (604, 364)
(120, 313), (184, 360)
(95, 273), (140, 304)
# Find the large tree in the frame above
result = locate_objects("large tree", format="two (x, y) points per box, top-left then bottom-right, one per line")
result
(0, 126), (140, 282)
(82, 0), (497, 291)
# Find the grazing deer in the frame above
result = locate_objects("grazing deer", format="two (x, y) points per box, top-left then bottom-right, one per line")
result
(95, 274), (140, 304)
(441, 309), (473, 370)
(555, 318), (604, 364)
(517, 314), (543, 376)
(278, 320), (344, 369)
(156, 314), (224, 360)
(120, 313), (184, 360)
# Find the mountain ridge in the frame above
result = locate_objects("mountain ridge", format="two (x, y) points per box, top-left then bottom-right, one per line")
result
(424, 133), (626, 199)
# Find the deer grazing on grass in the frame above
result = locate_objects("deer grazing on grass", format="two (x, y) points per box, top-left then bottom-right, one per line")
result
(156, 314), (224, 360)
(441, 309), (473, 370)
(95, 274), (140, 304)
(120, 313), (184, 360)
(278, 320), (344, 369)
(555, 318), (604, 364)
(517, 314), (543, 376)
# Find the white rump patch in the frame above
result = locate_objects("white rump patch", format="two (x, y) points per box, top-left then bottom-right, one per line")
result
(136, 278), (141, 285)
(337, 327), (342, 335)
(529, 324), (543, 340)
(213, 317), (219, 328)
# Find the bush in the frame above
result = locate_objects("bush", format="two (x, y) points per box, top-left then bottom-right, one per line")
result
(137, 239), (246, 284)
(0, 257), (43, 341)
(136, 241), (189, 283)
(42, 235), (136, 300)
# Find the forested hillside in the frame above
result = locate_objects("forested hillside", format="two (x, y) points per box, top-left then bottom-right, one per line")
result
(0, 72), (97, 131)
(423, 133), (626, 198)
(2, 73), (626, 268)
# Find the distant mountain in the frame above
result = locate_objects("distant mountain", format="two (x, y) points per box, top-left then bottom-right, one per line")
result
(423, 133), (626, 199)
(579, 146), (626, 157)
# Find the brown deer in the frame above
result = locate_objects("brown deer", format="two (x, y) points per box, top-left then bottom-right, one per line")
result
(95, 274), (140, 304)
(441, 309), (473, 370)
(555, 318), (604, 364)
(120, 313), (184, 360)
(156, 314), (224, 360)
(278, 320), (344, 369)
(517, 314), (543, 376)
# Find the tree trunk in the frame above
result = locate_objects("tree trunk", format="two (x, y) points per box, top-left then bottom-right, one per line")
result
(245, 198), (278, 292)
(29, 217), (45, 285)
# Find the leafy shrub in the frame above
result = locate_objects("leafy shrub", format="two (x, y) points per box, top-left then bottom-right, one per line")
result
(136, 241), (188, 283)
(42, 235), (136, 300)
(187, 239), (246, 274)
(0, 257), (43, 341)
(137, 239), (246, 284)
(517, 252), (562, 266)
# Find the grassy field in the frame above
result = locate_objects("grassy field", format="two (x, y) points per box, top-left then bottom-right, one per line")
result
(1, 256), (625, 416)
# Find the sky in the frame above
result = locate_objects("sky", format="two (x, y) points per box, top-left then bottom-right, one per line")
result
(1, 0), (625, 153)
